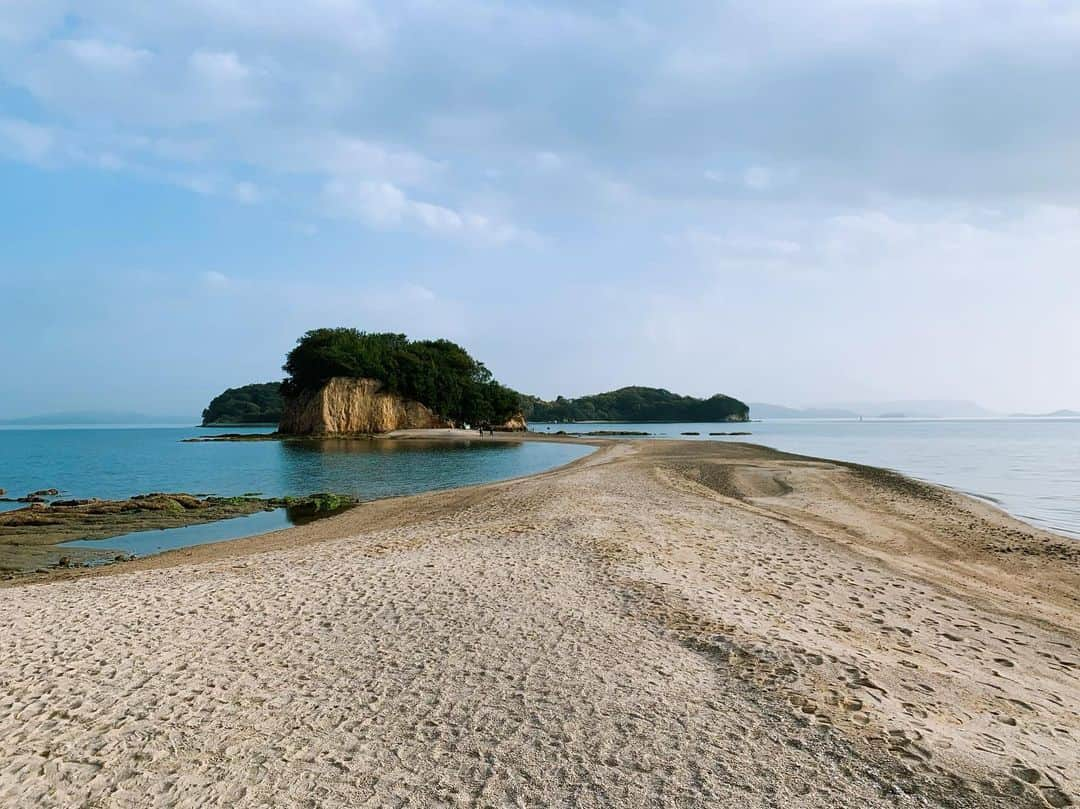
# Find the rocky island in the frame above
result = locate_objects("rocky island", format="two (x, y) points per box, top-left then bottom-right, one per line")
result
(523, 385), (750, 423)
(201, 382), (283, 426)
(202, 335), (750, 434)
(279, 377), (451, 434)
(201, 329), (528, 435)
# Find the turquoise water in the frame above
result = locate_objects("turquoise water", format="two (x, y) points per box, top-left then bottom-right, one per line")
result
(4, 420), (1078, 555)
(532, 418), (1080, 539)
(0, 427), (593, 555)
(0, 426), (591, 503)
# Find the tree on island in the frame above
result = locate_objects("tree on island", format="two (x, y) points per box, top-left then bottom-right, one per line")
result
(523, 386), (749, 422)
(202, 382), (283, 425)
(281, 328), (522, 426)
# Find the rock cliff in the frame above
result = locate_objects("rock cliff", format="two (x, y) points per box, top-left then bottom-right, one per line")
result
(496, 413), (528, 431)
(279, 377), (452, 435)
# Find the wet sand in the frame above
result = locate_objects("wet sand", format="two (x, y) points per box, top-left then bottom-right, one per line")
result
(1, 437), (1077, 807)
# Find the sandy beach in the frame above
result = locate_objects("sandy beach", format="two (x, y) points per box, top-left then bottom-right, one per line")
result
(1, 436), (1077, 808)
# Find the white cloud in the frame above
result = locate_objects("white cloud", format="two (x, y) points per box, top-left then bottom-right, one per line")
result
(62, 39), (151, 71)
(743, 166), (776, 191)
(201, 270), (231, 290)
(0, 118), (55, 163)
(3, 0), (1080, 252)
(186, 49), (261, 115)
(274, 134), (439, 186)
(0, 2), (66, 44)
(231, 181), (263, 204)
(189, 49), (249, 82)
(323, 179), (533, 245)
(535, 151), (562, 171)
(675, 228), (803, 260)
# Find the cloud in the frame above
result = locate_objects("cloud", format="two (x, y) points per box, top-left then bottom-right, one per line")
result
(270, 134), (440, 186)
(0, 118), (55, 163)
(3, 0), (1080, 416)
(201, 270), (232, 290)
(323, 179), (532, 245)
(189, 49), (249, 82)
(535, 151), (562, 171)
(62, 39), (151, 70)
(230, 181), (263, 204)
(3, 0), (1079, 237)
(743, 166), (788, 192)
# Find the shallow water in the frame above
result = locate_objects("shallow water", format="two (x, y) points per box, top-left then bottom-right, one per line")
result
(533, 418), (1080, 539)
(0, 426), (593, 553)
(58, 508), (297, 556)
(0, 426), (591, 503)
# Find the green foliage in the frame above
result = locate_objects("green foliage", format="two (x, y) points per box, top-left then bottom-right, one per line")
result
(201, 382), (283, 425)
(281, 328), (522, 425)
(523, 386), (749, 423)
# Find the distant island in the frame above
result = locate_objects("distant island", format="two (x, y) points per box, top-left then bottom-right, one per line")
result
(820, 399), (995, 419)
(749, 400), (1006, 420)
(524, 386), (749, 423)
(1009, 409), (1080, 418)
(276, 329), (524, 434)
(0, 410), (192, 426)
(202, 382), (284, 425)
(202, 334), (749, 430)
(749, 403), (860, 419)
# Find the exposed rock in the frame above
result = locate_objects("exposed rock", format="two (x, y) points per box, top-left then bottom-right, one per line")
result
(0, 492), (358, 549)
(279, 377), (452, 435)
(496, 412), (528, 432)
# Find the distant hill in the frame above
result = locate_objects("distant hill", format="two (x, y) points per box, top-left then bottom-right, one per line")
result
(202, 382), (284, 425)
(1010, 409), (1080, 418)
(815, 400), (995, 419)
(0, 410), (193, 425)
(525, 387), (749, 423)
(750, 403), (860, 419)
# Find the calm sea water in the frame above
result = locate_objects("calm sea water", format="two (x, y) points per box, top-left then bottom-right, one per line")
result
(533, 418), (1080, 539)
(3, 420), (1078, 556)
(0, 427), (591, 504)
(0, 426), (593, 556)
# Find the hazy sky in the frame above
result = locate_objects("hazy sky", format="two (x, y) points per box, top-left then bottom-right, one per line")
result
(2, 1), (1079, 418)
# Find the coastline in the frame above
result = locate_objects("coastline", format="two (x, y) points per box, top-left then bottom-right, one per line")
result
(1, 435), (1077, 806)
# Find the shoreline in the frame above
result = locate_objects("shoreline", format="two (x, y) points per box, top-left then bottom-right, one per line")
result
(1, 436), (1077, 806)
(6, 428), (1071, 587)
(1, 431), (608, 587)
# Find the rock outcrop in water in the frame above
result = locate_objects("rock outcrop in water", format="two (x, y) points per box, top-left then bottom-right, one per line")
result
(496, 413), (528, 432)
(279, 377), (453, 435)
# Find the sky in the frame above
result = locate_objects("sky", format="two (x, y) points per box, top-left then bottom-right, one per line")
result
(2, 0), (1079, 418)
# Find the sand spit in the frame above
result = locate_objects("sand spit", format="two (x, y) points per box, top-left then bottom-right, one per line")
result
(1, 439), (1077, 808)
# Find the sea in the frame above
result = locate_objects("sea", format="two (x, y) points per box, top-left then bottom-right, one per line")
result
(0, 426), (592, 557)
(1, 418), (1078, 558)
(533, 418), (1080, 539)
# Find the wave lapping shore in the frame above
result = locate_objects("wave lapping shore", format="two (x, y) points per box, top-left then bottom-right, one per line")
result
(1, 438), (1077, 807)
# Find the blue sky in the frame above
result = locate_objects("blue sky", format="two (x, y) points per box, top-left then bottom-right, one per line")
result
(2, 1), (1079, 418)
